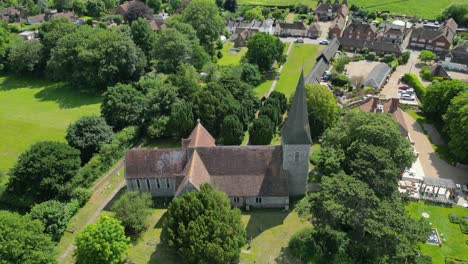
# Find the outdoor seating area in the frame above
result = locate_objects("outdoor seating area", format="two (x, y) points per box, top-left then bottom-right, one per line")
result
(420, 177), (458, 205)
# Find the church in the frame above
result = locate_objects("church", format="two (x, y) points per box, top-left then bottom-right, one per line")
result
(124, 73), (312, 210)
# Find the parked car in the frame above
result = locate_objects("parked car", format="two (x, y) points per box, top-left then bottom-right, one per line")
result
(406, 88), (415, 94)
(309, 34), (319, 39)
(423, 19), (428, 24)
(319, 39), (329, 45)
(400, 93), (415, 101)
(295, 38), (304, 43)
(399, 85), (410, 90)
(434, 21), (439, 25)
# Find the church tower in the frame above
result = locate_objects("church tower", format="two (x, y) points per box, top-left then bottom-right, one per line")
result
(281, 71), (312, 196)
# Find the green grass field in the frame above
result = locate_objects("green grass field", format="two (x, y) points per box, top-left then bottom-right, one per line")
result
(275, 44), (324, 97)
(218, 42), (248, 66)
(406, 201), (468, 263)
(237, 0), (465, 18)
(0, 75), (101, 173)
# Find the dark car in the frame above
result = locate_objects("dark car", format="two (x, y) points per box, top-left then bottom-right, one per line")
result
(295, 38), (304, 43)
(309, 34), (319, 39)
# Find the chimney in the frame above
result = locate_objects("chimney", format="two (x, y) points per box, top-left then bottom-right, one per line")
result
(371, 96), (379, 110)
(391, 97), (399, 111)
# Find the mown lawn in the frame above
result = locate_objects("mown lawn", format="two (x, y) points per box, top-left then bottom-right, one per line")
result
(0, 75), (101, 172)
(218, 41), (248, 66)
(121, 207), (309, 264)
(406, 201), (468, 263)
(238, 0), (317, 7)
(275, 44), (324, 97)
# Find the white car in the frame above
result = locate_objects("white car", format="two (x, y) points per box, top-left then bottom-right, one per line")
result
(400, 93), (415, 101)
(319, 39), (329, 45)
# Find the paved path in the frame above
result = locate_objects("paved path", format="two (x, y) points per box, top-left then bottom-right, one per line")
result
(58, 162), (125, 263)
(267, 43), (294, 96)
(402, 111), (468, 184)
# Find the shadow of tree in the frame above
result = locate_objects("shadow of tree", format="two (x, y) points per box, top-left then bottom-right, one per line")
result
(244, 209), (289, 241)
(0, 75), (51, 91)
(275, 247), (304, 264)
(34, 84), (101, 109)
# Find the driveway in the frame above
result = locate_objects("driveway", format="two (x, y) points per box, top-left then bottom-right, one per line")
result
(345, 60), (382, 86)
(402, 111), (468, 184)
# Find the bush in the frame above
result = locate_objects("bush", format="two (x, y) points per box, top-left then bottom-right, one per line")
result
(402, 73), (426, 101)
(460, 218), (468, 234)
(331, 74), (351, 86)
(366, 52), (377, 61)
(399, 51), (411, 64)
(70, 187), (92, 206)
(449, 213), (461, 223)
(420, 68), (432, 81)
(389, 59), (399, 71)
(381, 54), (396, 63)
(352, 54), (365, 61)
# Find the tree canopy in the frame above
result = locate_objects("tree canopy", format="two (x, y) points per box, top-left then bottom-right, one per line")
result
(0, 23), (8, 71)
(7, 40), (45, 76)
(39, 17), (77, 58)
(66, 115), (114, 163)
(246, 33), (285, 71)
(418, 50), (436, 63)
(124, 1), (153, 23)
(444, 91), (468, 163)
(181, 0), (225, 51)
(423, 79), (467, 122)
(75, 216), (129, 264)
(304, 84), (340, 140)
(220, 114), (244, 145)
(47, 26), (146, 92)
(440, 4), (468, 27)
(30, 200), (78, 241)
(249, 116), (274, 145)
(101, 84), (147, 131)
(164, 184), (245, 264)
(153, 28), (194, 73)
(318, 112), (415, 197)
(111, 191), (152, 235)
(8, 141), (81, 202)
(0, 211), (57, 264)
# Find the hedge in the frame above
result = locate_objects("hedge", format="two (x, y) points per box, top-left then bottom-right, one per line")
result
(402, 73), (427, 101)
(63, 126), (139, 201)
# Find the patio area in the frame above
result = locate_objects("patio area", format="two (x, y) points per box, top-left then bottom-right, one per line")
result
(420, 177), (458, 205)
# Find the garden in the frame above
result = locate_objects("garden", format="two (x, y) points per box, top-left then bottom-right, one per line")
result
(406, 201), (468, 263)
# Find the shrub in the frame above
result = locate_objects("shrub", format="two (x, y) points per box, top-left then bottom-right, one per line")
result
(366, 52), (377, 61)
(389, 59), (399, 71)
(331, 74), (351, 86)
(288, 227), (316, 261)
(449, 213), (461, 223)
(402, 73), (426, 101)
(381, 54), (396, 63)
(460, 218), (468, 234)
(420, 68), (432, 81)
(352, 54), (365, 61)
(399, 51), (411, 64)
(71, 187), (93, 206)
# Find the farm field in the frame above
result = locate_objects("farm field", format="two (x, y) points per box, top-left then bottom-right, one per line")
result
(406, 201), (468, 263)
(0, 75), (101, 173)
(237, 0), (465, 18)
(275, 43), (324, 97)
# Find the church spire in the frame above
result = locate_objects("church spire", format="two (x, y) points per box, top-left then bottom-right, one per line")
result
(281, 70), (312, 145)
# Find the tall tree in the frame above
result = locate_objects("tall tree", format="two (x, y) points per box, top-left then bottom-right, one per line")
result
(304, 84), (339, 140)
(124, 1), (153, 23)
(130, 17), (155, 58)
(223, 0), (238, 12)
(444, 91), (468, 163)
(7, 40), (45, 76)
(440, 4), (468, 27)
(47, 27), (146, 92)
(145, 82), (179, 138)
(246, 33), (285, 71)
(111, 192), (152, 235)
(30, 200), (78, 241)
(85, 0), (106, 17)
(39, 17), (77, 58)
(147, 0), (162, 13)
(0, 23), (9, 71)
(269, 91), (287, 114)
(75, 216), (130, 264)
(259, 104), (281, 127)
(318, 112), (415, 197)
(182, 0), (225, 51)
(153, 28), (193, 73)
(220, 115), (244, 145)
(240, 63), (262, 86)
(66, 116), (114, 163)
(423, 79), (467, 122)
(164, 184), (245, 264)
(8, 141), (81, 202)
(168, 100), (195, 137)
(0, 211), (57, 264)
(101, 84), (147, 131)
(249, 116), (274, 145)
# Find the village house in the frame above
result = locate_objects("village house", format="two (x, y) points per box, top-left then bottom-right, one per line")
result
(409, 18), (458, 51)
(275, 21), (308, 37)
(124, 74), (312, 209)
(342, 22), (377, 41)
(314, 0), (348, 21)
(359, 96), (408, 137)
(226, 19), (273, 35)
(112, 1), (133, 16)
(305, 38), (340, 84)
(377, 23), (410, 45)
(149, 19), (166, 32)
(439, 41), (468, 72)
(26, 10), (79, 25)
(328, 15), (347, 38)
(429, 64), (451, 79)
(308, 23), (320, 38)
(1, 7), (27, 23)
(19, 30), (38, 41)
(231, 28), (258, 47)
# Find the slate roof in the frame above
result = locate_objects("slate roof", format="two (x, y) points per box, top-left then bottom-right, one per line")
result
(305, 58), (329, 84)
(318, 37), (340, 63)
(440, 41), (468, 66)
(281, 71), (313, 145)
(27, 14), (45, 24)
(330, 15), (346, 31)
(430, 64), (450, 78)
(342, 22), (377, 35)
(278, 21), (307, 30)
(364, 63), (391, 88)
(338, 37), (403, 54)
